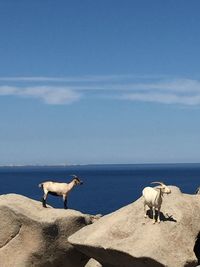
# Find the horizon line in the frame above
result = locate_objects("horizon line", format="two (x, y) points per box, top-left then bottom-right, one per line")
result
(0, 162), (200, 168)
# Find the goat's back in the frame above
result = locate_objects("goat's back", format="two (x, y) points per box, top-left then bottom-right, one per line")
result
(142, 187), (158, 204)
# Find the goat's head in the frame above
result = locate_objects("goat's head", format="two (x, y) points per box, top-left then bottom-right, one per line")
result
(71, 175), (83, 185)
(151, 181), (171, 194)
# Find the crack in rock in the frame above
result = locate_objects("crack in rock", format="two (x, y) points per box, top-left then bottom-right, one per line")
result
(0, 224), (22, 249)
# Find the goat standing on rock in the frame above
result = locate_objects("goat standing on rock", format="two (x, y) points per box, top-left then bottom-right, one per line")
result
(142, 181), (171, 224)
(39, 175), (83, 209)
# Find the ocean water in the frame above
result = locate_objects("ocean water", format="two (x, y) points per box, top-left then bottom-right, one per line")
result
(0, 163), (200, 215)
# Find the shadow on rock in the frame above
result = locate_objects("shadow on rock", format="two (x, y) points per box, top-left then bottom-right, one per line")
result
(104, 249), (166, 267)
(146, 209), (177, 222)
(194, 232), (200, 265)
(74, 245), (165, 267)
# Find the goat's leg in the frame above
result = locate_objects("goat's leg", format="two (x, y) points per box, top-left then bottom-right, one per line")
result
(42, 190), (48, 208)
(152, 207), (156, 224)
(157, 207), (161, 223)
(144, 202), (147, 218)
(63, 194), (68, 209)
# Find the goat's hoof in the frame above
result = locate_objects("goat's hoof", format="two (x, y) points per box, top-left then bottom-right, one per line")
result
(157, 220), (161, 223)
(153, 221), (156, 224)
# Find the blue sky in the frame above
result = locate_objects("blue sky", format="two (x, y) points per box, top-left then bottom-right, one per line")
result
(1, 0), (200, 165)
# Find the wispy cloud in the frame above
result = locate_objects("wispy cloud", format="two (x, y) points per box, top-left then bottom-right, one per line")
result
(0, 86), (81, 104)
(121, 79), (200, 106)
(122, 92), (200, 105)
(1, 75), (200, 106)
(0, 75), (130, 83)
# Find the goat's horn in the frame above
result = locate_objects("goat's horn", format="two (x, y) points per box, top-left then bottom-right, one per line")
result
(151, 181), (164, 185)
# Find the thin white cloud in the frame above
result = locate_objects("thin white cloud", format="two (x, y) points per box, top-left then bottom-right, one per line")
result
(1, 75), (200, 106)
(0, 74), (167, 83)
(127, 79), (200, 92)
(122, 92), (200, 106)
(0, 86), (18, 95)
(20, 86), (81, 104)
(120, 78), (200, 106)
(0, 75), (127, 83)
(0, 86), (81, 105)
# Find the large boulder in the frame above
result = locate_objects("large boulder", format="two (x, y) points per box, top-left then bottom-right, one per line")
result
(69, 186), (200, 267)
(0, 193), (92, 267)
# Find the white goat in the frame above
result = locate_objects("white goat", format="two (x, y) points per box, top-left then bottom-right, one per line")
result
(142, 181), (171, 223)
(39, 175), (83, 209)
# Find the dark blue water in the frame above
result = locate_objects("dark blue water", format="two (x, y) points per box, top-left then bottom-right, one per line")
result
(0, 163), (200, 215)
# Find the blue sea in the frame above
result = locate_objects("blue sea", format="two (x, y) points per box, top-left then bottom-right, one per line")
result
(0, 163), (200, 215)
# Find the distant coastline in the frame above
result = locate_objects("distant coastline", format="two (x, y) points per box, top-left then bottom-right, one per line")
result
(1, 162), (200, 168)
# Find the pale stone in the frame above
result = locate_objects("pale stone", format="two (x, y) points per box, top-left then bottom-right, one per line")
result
(69, 186), (200, 267)
(0, 193), (92, 267)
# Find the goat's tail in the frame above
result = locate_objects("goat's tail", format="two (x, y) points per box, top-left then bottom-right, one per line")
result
(38, 183), (43, 189)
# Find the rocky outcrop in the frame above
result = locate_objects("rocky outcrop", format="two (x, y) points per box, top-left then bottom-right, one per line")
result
(0, 193), (93, 267)
(85, 259), (102, 267)
(69, 186), (200, 267)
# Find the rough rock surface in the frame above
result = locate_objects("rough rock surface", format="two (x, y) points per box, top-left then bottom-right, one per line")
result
(0, 193), (92, 267)
(69, 186), (200, 267)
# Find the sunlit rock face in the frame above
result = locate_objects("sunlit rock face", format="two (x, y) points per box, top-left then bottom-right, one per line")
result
(0, 194), (93, 267)
(69, 186), (200, 267)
